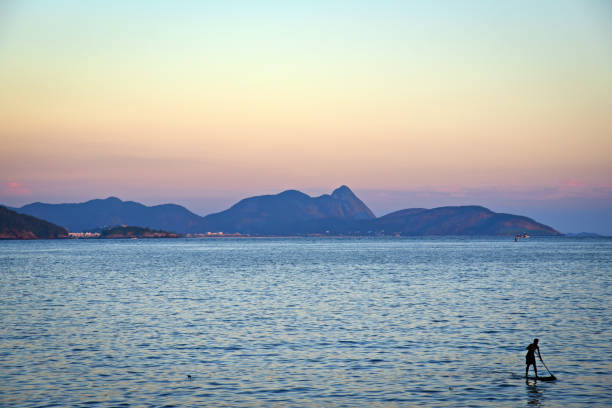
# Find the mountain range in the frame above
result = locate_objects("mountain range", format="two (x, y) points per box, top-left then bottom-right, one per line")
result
(13, 197), (203, 233)
(7, 185), (561, 236)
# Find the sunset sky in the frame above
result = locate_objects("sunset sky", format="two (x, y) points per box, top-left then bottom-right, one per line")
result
(1, 1), (611, 233)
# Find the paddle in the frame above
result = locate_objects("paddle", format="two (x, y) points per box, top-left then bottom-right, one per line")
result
(539, 357), (557, 381)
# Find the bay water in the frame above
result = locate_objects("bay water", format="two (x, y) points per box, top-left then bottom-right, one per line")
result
(1, 237), (610, 407)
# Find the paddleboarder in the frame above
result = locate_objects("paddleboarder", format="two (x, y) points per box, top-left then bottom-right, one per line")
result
(525, 338), (543, 379)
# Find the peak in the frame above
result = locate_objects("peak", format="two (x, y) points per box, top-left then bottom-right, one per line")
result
(331, 185), (354, 197)
(329, 185), (376, 220)
(277, 189), (310, 199)
(104, 196), (122, 202)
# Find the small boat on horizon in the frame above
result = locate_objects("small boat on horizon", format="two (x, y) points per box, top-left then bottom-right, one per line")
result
(515, 233), (530, 241)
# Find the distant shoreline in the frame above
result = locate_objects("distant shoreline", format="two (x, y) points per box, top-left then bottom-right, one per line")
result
(4, 234), (611, 241)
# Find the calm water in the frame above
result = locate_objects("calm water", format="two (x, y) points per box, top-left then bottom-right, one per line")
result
(0, 237), (610, 407)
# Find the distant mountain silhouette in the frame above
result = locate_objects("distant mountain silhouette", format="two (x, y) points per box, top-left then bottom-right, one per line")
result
(372, 206), (559, 235)
(13, 197), (202, 233)
(0, 206), (68, 239)
(8, 186), (561, 235)
(200, 185), (375, 234)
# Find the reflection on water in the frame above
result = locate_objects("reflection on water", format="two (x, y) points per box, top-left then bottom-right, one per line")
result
(0, 237), (610, 407)
(526, 380), (543, 406)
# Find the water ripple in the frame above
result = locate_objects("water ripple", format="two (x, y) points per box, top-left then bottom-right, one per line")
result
(0, 237), (610, 407)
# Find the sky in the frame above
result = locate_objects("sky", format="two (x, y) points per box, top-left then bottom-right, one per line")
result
(1, 1), (611, 233)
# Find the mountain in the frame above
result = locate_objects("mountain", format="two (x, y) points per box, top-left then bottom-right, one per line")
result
(13, 197), (203, 233)
(372, 206), (560, 236)
(0, 206), (68, 239)
(7, 186), (561, 236)
(199, 185), (375, 234)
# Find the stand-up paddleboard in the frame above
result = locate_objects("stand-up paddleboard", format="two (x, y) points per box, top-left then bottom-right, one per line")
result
(525, 376), (556, 381)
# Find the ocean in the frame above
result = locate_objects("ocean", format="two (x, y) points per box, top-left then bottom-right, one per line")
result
(1, 237), (610, 407)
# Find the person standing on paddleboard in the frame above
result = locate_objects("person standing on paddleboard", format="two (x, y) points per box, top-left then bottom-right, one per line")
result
(525, 338), (543, 378)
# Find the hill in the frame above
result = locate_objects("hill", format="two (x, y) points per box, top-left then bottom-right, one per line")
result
(14, 197), (202, 233)
(199, 185), (375, 234)
(372, 206), (559, 236)
(0, 206), (69, 239)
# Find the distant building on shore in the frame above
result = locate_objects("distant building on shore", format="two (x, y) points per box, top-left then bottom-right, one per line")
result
(68, 232), (101, 238)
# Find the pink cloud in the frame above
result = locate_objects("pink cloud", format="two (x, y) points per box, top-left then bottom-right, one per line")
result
(4, 181), (31, 197)
(563, 178), (587, 189)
